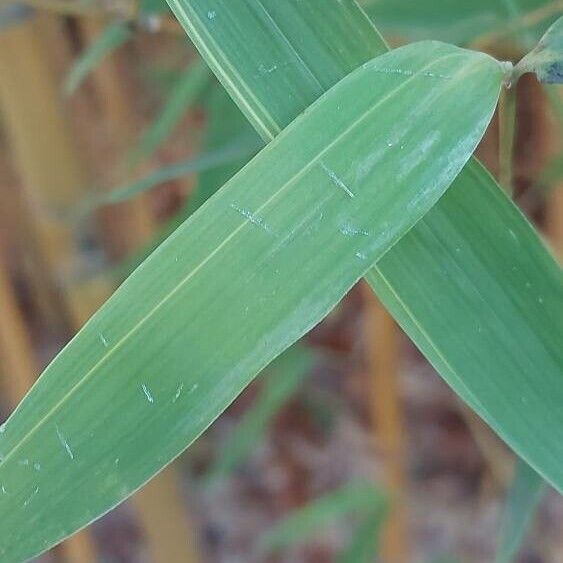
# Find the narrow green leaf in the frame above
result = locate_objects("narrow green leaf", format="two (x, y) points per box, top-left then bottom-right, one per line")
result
(360, 0), (556, 45)
(336, 510), (386, 563)
(167, 0), (563, 493)
(131, 59), (212, 163)
(184, 85), (263, 215)
(0, 41), (502, 561)
(257, 481), (386, 555)
(514, 15), (563, 83)
(205, 345), (313, 482)
(495, 459), (546, 563)
(63, 21), (133, 97)
(101, 135), (260, 205)
(138, 0), (171, 15)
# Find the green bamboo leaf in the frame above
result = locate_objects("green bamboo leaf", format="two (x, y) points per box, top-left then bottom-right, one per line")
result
(63, 21), (133, 97)
(167, 0), (563, 493)
(138, 0), (170, 15)
(184, 85), (263, 215)
(360, 0), (556, 45)
(0, 41), (503, 561)
(206, 345), (314, 482)
(495, 459), (546, 563)
(101, 135), (260, 205)
(514, 15), (563, 83)
(256, 481), (386, 556)
(131, 59), (212, 163)
(106, 90), (261, 277)
(336, 510), (386, 563)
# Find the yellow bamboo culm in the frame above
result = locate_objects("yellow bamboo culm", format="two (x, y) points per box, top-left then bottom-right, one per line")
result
(79, 17), (155, 261)
(0, 260), (37, 404)
(0, 8), (200, 562)
(362, 282), (410, 563)
(134, 465), (201, 563)
(0, 258), (97, 562)
(0, 7), (101, 562)
(78, 19), (200, 563)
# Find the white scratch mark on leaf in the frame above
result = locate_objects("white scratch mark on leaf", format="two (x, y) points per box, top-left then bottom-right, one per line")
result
(173, 383), (184, 403)
(141, 384), (154, 404)
(339, 222), (370, 237)
(56, 425), (74, 460)
(320, 162), (355, 198)
(23, 486), (39, 507)
(230, 203), (273, 234)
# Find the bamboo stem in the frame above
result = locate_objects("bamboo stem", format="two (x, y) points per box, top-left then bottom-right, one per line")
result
(362, 282), (409, 563)
(133, 465), (201, 563)
(0, 255), (98, 562)
(76, 22), (200, 561)
(1, 10), (200, 561)
(546, 91), (563, 260)
(0, 11), (200, 562)
(498, 86), (517, 195)
(0, 9), (102, 562)
(78, 17), (155, 261)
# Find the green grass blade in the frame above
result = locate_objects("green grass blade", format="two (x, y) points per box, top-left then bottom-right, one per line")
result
(336, 510), (386, 563)
(495, 459), (546, 563)
(102, 135), (260, 205)
(205, 345), (314, 482)
(256, 481), (386, 556)
(63, 21), (133, 97)
(0, 41), (502, 561)
(131, 59), (212, 163)
(184, 85), (263, 215)
(360, 0), (557, 45)
(167, 0), (563, 492)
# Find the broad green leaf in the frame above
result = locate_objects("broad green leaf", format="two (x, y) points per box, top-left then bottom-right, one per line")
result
(131, 59), (212, 163)
(495, 459), (546, 563)
(514, 15), (563, 83)
(167, 0), (563, 493)
(206, 345), (313, 482)
(256, 481), (386, 556)
(0, 41), (503, 561)
(63, 21), (133, 97)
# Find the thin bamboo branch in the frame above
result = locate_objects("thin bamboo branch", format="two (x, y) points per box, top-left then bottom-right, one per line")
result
(362, 281), (409, 563)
